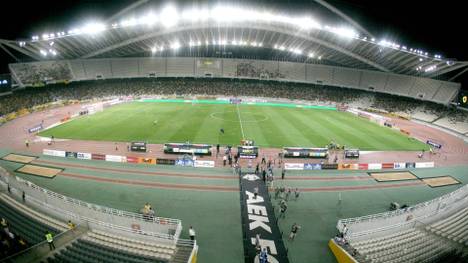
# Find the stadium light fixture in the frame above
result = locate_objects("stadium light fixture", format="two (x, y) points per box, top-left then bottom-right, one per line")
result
(279, 46), (285, 51)
(308, 52), (315, 58)
(81, 22), (106, 34)
(197, 40), (201, 46)
(160, 5), (179, 28)
(318, 56), (322, 60)
(40, 50), (47, 56)
(170, 42), (181, 50)
(139, 13), (158, 26)
(151, 46), (157, 53)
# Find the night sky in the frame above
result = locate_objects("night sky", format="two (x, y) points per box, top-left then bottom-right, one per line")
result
(0, 0), (466, 87)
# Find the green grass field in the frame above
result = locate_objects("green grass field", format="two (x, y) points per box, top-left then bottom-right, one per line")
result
(39, 101), (428, 150)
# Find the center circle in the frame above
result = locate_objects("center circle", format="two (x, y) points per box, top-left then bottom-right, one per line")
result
(210, 111), (269, 123)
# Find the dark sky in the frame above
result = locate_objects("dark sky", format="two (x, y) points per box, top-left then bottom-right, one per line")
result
(0, 0), (466, 85)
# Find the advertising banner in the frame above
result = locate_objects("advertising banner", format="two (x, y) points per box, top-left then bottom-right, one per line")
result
(77, 152), (92, 160)
(284, 163), (304, 170)
(156, 158), (176, 165)
(358, 163), (368, 170)
(338, 163), (359, 170)
(65, 152), (77, 158)
(138, 157), (156, 165)
(175, 159), (194, 167)
(406, 162), (416, 169)
(43, 149), (66, 157)
(368, 163), (382, 170)
(382, 163), (394, 169)
(28, 124), (43, 133)
(304, 163), (321, 170)
(415, 162), (435, 168)
(105, 155), (126, 162)
(426, 140), (442, 149)
(194, 160), (215, 168)
(393, 162), (406, 169)
(91, 153), (105, 161)
(126, 156), (139, 163)
(321, 163), (339, 170)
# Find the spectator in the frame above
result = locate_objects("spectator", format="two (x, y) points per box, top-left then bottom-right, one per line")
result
(189, 226), (196, 241)
(67, 220), (76, 230)
(45, 231), (55, 250)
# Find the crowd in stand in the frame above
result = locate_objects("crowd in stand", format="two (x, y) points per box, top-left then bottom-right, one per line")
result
(0, 77), (467, 123)
(1, 217), (29, 258)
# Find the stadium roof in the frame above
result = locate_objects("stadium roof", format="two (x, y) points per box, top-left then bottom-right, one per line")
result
(0, 0), (467, 80)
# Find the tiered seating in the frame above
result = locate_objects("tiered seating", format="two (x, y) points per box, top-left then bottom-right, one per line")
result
(48, 239), (167, 263)
(51, 230), (176, 262)
(426, 206), (468, 245)
(349, 229), (452, 263)
(0, 193), (67, 244)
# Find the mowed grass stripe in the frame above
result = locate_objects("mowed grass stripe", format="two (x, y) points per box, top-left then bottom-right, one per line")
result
(40, 102), (428, 150)
(293, 109), (353, 147)
(310, 111), (388, 150)
(248, 106), (296, 147)
(332, 112), (423, 150)
(275, 108), (331, 147)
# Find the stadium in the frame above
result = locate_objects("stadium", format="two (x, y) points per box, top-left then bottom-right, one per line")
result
(0, 1), (467, 263)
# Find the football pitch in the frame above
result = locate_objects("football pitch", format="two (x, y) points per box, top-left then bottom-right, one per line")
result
(39, 101), (428, 151)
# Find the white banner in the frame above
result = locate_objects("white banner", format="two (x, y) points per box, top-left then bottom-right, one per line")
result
(284, 163), (304, 170)
(415, 162), (435, 168)
(393, 162), (406, 169)
(105, 155), (126, 162)
(194, 160), (215, 168)
(368, 163), (382, 170)
(43, 149), (66, 157)
(77, 152), (92, 160)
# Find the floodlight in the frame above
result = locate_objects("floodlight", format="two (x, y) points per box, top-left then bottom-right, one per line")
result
(49, 42), (54, 46)
(151, 47), (157, 53)
(140, 13), (157, 26)
(40, 50), (47, 56)
(419, 58), (423, 62)
(197, 41), (201, 46)
(318, 56), (322, 60)
(161, 5), (179, 27)
(42, 34), (49, 40)
(308, 52), (315, 58)
(82, 22), (106, 34)
(279, 46), (285, 51)
(258, 43), (263, 47)
(170, 42), (181, 50)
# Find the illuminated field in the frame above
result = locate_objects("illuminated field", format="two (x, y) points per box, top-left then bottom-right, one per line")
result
(39, 101), (428, 151)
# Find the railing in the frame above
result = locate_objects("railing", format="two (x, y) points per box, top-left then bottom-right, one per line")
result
(1, 223), (80, 262)
(0, 166), (183, 243)
(187, 240), (198, 263)
(337, 184), (468, 237)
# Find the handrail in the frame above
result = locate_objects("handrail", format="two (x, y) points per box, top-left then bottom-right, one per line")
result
(0, 167), (182, 241)
(186, 240), (198, 263)
(0, 168), (180, 225)
(338, 184), (468, 226)
(337, 184), (468, 237)
(1, 223), (78, 261)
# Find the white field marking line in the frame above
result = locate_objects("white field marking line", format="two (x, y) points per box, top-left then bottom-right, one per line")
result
(236, 104), (246, 139)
